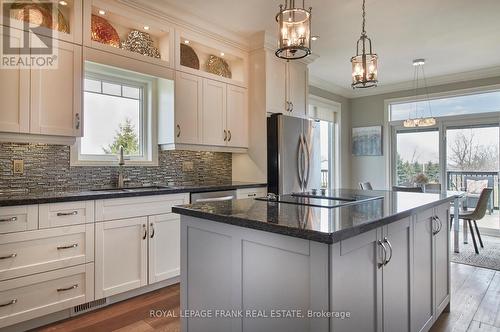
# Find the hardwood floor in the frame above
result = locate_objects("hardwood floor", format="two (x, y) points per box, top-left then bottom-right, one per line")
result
(36, 263), (499, 332)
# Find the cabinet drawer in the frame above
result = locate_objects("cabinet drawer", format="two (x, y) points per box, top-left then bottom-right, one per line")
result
(39, 201), (94, 228)
(0, 205), (38, 234)
(0, 263), (94, 329)
(95, 194), (189, 221)
(0, 224), (94, 281)
(236, 187), (267, 199)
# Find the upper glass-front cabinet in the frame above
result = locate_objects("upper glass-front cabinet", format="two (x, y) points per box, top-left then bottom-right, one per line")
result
(83, 0), (174, 68)
(175, 30), (248, 87)
(0, 0), (82, 44)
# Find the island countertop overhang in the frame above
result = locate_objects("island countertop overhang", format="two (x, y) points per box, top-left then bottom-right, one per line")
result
(172, 189), (461, 244)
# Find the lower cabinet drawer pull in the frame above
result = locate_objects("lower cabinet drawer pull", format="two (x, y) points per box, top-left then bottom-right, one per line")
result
(0, 299), (17, 307)
(0, 216), (18, 222)
(247, 193), (257, 197)
(0, 253), (17, 260)
(57, 284), (78, 292)
(57, 211), (78, 217)
(57, 243), (78, 250)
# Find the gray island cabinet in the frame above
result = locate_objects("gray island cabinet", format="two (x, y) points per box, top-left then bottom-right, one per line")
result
(173, 190), (454, 332)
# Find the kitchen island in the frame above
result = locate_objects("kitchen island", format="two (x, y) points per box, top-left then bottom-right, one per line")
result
(173, 189), (459, 332)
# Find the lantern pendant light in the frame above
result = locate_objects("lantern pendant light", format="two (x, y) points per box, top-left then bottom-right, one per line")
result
(403, 59), (436, 128)
(275, 0), (312, 60)
(351, 0), (378, 89)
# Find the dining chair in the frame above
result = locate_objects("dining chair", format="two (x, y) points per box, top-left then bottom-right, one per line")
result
(450, 188), (493, 254)
(424, 183), (441, 193)
(359, 182), (373, 190)
(392, 186), (423, 193)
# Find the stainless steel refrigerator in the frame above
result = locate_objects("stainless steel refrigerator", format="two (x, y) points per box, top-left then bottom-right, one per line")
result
(267, 113), (322, 195)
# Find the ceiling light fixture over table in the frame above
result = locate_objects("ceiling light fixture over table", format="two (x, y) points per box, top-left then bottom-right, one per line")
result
(275, 0), (312, 60)
(403, 59), (436, 128)
(351, 0), (378, 89)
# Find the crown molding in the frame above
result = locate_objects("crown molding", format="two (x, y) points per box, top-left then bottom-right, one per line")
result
(310, 65), (500, 99)
(309, 75), (353, 98)
(117, 0), (250, 51)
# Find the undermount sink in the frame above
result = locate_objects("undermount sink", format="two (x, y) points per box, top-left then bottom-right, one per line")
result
(91, 186), (170, 193)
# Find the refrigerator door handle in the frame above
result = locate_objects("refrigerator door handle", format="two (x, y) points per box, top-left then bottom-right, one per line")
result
(297, 135), (304, 191)
(303, 135), (311, 189)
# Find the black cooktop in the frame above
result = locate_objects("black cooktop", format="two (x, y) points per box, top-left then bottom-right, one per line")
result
(255, 191), (384, 208)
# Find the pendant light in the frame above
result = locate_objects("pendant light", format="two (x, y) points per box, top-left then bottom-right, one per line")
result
(351, 0), (378, 89)
(275, 0), (312, 60)
(403, 59), (436, 128)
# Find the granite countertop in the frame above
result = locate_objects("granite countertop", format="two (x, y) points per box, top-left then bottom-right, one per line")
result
(172, 189), (462, 244)
(0, 182), (267, 207)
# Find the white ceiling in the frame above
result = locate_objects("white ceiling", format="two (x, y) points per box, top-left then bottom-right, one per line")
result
(131, 0), (500, 97)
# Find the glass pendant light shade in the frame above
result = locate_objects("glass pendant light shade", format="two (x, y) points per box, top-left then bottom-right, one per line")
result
(275, 0), (312, 60)
(351, 37), (378, 88)
(403, 59), (436, 128)
(351, 0), (378, 89)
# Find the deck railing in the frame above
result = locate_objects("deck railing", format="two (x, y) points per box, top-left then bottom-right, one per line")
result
(446, 171), (499, 209)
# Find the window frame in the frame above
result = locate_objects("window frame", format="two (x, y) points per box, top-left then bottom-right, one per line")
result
(70, 62), (158, 166)
(384, 84), (500, 189)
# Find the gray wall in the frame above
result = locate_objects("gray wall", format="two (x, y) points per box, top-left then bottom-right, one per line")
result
(0, 143), (232, 194)
(349, 76), (500, 189)
(309, 86), (352, 188)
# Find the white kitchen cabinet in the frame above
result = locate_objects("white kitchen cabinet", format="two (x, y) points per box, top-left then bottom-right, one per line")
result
(30, 41), (82, 137)
(0, 29), (30, 134)
(148, 214), (180, 283)
(264, 51), (308, 118)
(330, 229), (383, 332)
(95, 217), (148, 299)
(202, 79), (227, 146)
(0, 224), (93, 281)
(0, 205), (38, 234)
(174, 71), (202, 145)
(265, 52), (287, 114)
(0, 263), (94, 329)
(287, 61), (307, 118)
(382, 218), (412, 332)
(226, 85), (248, 148)
(412, 209), (435, 332)
(434, 204), (450, 316)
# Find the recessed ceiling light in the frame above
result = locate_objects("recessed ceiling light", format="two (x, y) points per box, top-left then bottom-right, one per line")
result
(59, 1), (68, 6)
(220, 52), (225, 56)
(311, 35), (319, 41)
(98, 9), (106, 15)
(184, 40), (190, 44)
(143, 26), (150, 30)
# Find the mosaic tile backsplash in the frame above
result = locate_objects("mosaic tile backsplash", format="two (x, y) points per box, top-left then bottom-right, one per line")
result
(0, 143), (232, 194)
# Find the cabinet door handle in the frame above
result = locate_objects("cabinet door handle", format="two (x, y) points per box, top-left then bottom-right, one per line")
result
(432, 216), (441, 235)
(435, 216), (443, 234)
(228, 130), (232, 142)
(150, 222), (155, 239)
(383, 237), (393, 265)
(377, 240), (387, 268)
(0, 253), (17, 260)
(224, 130), (227, 141)
(290, 102), (294, 112)
(56, 211), (78, 217)
(75, 113), (80, 130)
(0, 216), (17, 223)
(142, 224), (147, 240)
(57, 284), (78, 292)
(176, 124), (181, 138)
(57, 243), (78, 250)
(0, 299), (17, 307)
